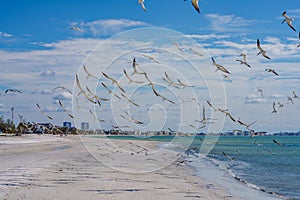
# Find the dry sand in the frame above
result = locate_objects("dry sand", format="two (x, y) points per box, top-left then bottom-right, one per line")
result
(0, 134), (242, 200)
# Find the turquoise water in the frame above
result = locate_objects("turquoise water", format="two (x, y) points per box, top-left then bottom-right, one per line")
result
(107, 135), (300, 199)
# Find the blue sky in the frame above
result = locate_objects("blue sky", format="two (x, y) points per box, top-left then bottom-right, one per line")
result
(0, 1), (300, 133)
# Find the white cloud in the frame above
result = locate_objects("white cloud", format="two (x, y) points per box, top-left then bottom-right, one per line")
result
(0, 32), (13, 38)
(40, 69), (56, 77)
(53, 92), (72, 101)
(80, 19), (149, 36)
(205, 14), (254, 32)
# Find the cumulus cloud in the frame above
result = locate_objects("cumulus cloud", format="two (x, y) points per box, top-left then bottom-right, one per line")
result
(40, 70), (56, 77)
(53, 92), (72, 101)
(244, 94), (267, 104)
(31, 89), (54, 95)
(79, 18), (149, 36)
(205, 14), (253, 32)
(0, 32), (13, 38)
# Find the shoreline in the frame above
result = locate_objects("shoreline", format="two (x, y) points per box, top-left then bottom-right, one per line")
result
(0, 134), (241, 200)
(0, 134), (286, 200)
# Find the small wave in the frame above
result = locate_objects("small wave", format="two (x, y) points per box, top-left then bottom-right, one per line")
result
(186, 153), (286, 200)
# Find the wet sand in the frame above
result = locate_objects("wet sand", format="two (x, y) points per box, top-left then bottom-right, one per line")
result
(0, 135), (241, 200)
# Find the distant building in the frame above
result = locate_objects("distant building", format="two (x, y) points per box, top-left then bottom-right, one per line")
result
(63, 122), (72, 129)
(81, 122), (89, 130)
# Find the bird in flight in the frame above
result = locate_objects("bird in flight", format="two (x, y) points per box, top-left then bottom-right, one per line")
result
(58, 100), (74, 118)
(189, 47), (203, 56)
(223, 74), (232, 82)
(83, 65), (98, 80)
(123, 69), (145, 84)
(102, 72), (126, 93)
(236, 53), (251, 68)
(142, 54), (159, 63)
(278, 102), (284, 108)
(257, 39), (271, 60)
(101, 82), (121, 100)
(70, 25), (84, 32)
(273, 139), (283, 146)
(137, 0), (146, 12)
(89, 109), (105, 122)
(237, 119), (256, 130)
(177, 79), (194, 88)
(162, 72), (181, 89)
(292, 90), (299, 99)
(121, 111), (143, 125)
(272, 102), (278, 114)
(53, 86), (72, 95)
(222, 151), (238, 161)
(265, 69), (279, 76)
(282, 11), (296, 32)
(76, 74), (98, 104)
(287, 96), (294, 105)
(211, 57), (230, 74)
(189, 0), (200, 14)
(5, 89), (22, 94)
(121, 93), (140, 107)
(36, 103), (53, 120)
(298, 32), (300, 48)
(257, 88), (264, 98)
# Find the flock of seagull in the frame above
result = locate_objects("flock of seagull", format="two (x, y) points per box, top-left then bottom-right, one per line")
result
(1, 2), (299, 154)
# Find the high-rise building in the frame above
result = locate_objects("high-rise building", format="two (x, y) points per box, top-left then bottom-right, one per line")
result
(81, 122), (89, 130)
(63, 122), (71, 129)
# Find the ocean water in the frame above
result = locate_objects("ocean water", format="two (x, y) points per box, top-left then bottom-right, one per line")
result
(107, 135), (300, 200)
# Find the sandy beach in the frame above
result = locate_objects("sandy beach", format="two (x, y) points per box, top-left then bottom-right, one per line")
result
(0, 134), (242, 200)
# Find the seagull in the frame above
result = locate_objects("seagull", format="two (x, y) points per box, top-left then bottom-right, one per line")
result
(85, 86), (109, 105)
(76, 74), (98, 104)
(191, 0), (200, 14)
(137, 0), (146, 12)
(273, 139), (283, 146)
(101, 82), (121, 100)
(211, 57), (230, 74)
(131, 58), (145, 75)
(223, 74), (232, 81)
(58, 100), (74, 118)
(265, 69), (279, 76)
(142, 54), (159, 63)
(174, 42), (184, 53)
(121, 93), (140, 107)
(83, 65), (98, 80)
(272, 102), (278, 114)
(224, 111), (236, 122)
(70, 25), (84, 32)
(36, 103), (53, 120)
(278, 102), (284, 108)
(123, 69), (145, 84)
(207, 100), (218, 111)
(162, 72), (181, 88)
(177, 79), (194, 88)
(5, 89), (22, 94)
(189, 47), (203, 56)
(282, 11), (296, 32)
(89, 109), (105, 122)
(237, 119), (256, 130)
(53, 86), (72, 95)
(121, 111), (143, 125)
(287, 96), (294, 105)
(189, 124), (206, 131)
(297, 31), (300, 48)
(257, 88), (264, 98)
(102, 72), (126, 93)
(293, 90), (299, 98)
(257, 39), (271, 60)
(236, 53), (251, 68)
(222, 151), (237, 161)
